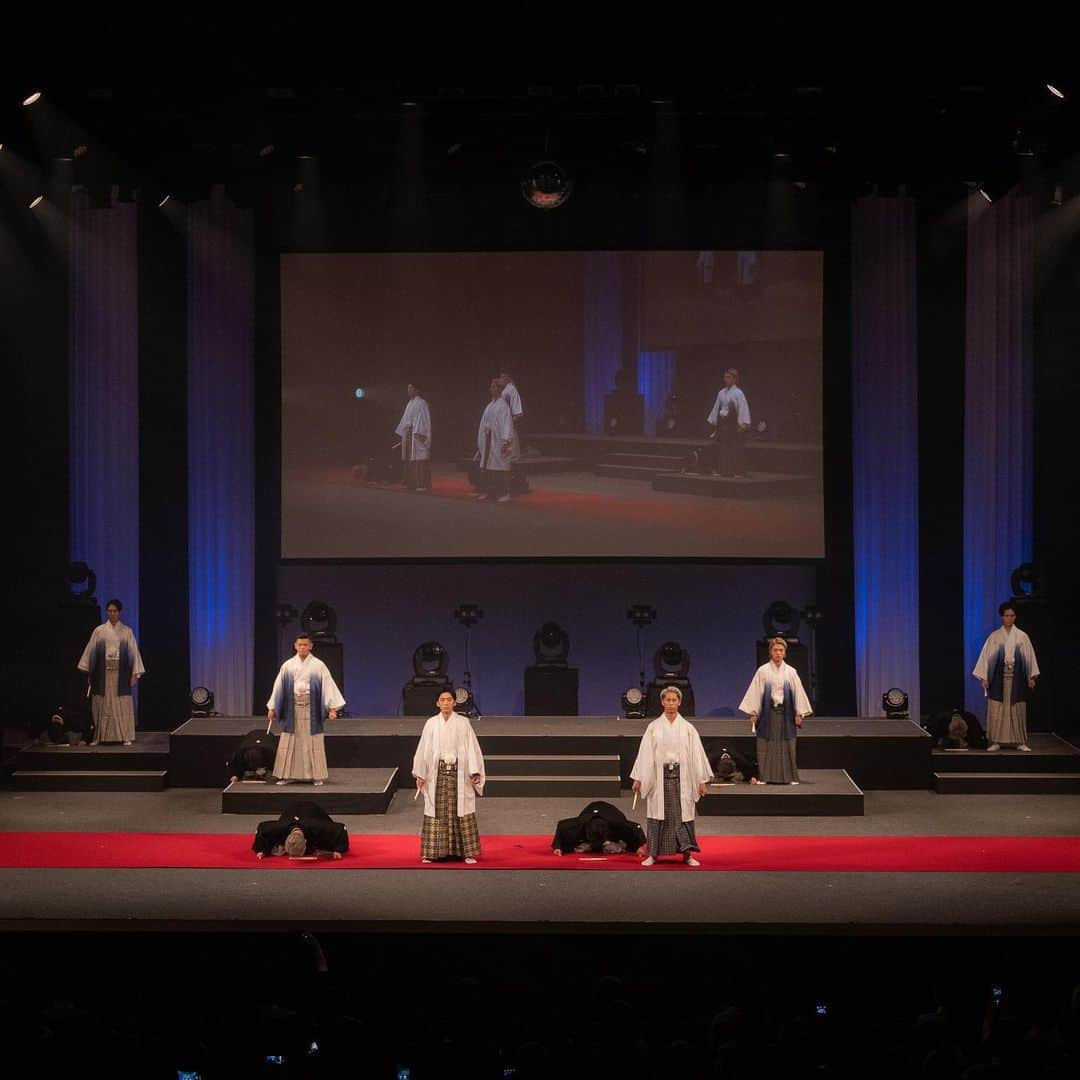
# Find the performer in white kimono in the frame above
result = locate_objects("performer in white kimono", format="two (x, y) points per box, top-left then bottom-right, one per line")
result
(972, 601), (1039, 752)
(267, 633), (345, 786)
(475, 378), (514, 502)
(739, 638), (812, 784)
(705, 368), (752, 477)
(412, 690), (486, 863)
(394, 382), (432, 491)
(77, 598), (145, 745)
(498, 369), (529, 494)
(630, 687), (712, 867)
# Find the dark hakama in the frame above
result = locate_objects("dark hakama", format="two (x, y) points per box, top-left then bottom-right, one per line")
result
(756, 704), (799, 783)
(645, 764), (700, 857)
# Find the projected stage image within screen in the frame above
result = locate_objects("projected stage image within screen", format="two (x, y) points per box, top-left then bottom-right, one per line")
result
(281, 250), (824, 559)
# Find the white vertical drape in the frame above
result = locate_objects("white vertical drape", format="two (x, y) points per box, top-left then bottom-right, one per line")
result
(851, 197), (921, 719)
(963, 192), (1034, 714)
(69, 191), (140, 632)
(187, 186), (255, 715)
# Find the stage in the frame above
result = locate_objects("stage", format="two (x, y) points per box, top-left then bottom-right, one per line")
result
(2, 783), (1079, 934)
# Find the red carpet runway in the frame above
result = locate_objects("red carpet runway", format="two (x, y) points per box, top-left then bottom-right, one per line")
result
(3, 833), (1079, 871)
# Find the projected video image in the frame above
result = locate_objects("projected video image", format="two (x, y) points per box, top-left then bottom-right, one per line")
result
(281, 250), (824, 559)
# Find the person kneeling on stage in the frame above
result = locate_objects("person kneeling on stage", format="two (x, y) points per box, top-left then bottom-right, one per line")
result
(711, 746), (764, 784)
(227, 729), (279, 784)
(252, 800), (349, 860)
(630, 686), (712, 867)
(552, 800), (647, 856)
(739, 638), (812, 785)
(413, 690), (486, 863)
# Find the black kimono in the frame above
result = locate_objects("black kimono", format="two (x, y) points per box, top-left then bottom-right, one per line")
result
(227, 729), (279, 781)
(711, 746), (759, 782)
(252, 801), (349, 857)
(551, 801), (647, 854)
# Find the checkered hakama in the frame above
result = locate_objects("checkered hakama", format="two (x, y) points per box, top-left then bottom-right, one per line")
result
(646, 764), (699, 857)
(420, 761), (481, 860)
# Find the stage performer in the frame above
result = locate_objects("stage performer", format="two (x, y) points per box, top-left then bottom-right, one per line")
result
(739, 638), (811, 785)
(228, 728), (279, 784)
(76, 598), (144, 746)
(711, 746), (764, 784)
(253, 800), (348, 859)
(412, 689), (485, 863)
(498, 369), (529, 494)
(475, 377), (514, 503)
(704, 368), (752, 477)
(552, 800), (647, 856)
(972, 601), (1039, 752)
(266, 633), (344, 787)
(394, 381), (432, 492)
(630, 686), (712, 867)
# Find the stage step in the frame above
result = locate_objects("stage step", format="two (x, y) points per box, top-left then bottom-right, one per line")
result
(595, 463), (672, 482)
(13, 769), (168, 792)
(484, 775), (622, 798)
(14, 732), (171, 772)
(221, 767), (398, 814)
(653, 471), (819, 498)
(601, 452), (687, 471)
(485, 754), (620, 778)
(456, 456), (580, 475)
(933, 772), (1080, 795)
(930, 734), (1080, 774)
(698, 769), (864, 816)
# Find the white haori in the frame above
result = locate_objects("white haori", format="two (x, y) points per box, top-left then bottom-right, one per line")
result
(738, 661), (812, 718)
(477, 397), (514, 471)
(77, 621), (146, 678)
(630, 714), (712, 823)
(706, 385), (751, 427)
(972, 626), (1040, 681)
(395, 396), (432, 461)
(413, 712), (485, 818)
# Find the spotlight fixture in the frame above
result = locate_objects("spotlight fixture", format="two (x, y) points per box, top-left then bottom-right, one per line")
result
(354, 387), (366, 399)
(412, 640), (449, 681)
(29, 195), (44, 208)
(157, 194), (171, 208)
(762, 600), (802, 641)
(1047, 83), (1066, 99)
(521, 160), (572, 210)
(654, 641), (690, 680)
(454, 685), (478, 717)
(1009, 562), (1043, 598)
(73, 144), (88, 158)
(259, 144), (275, 158)
(66, 561), (97, 602)
(621, 686), (647, 719)
(626, 604), (657, 628)
(452, 603), (483, 627)
(23, 91), (42, 107)
(882, 687), (909, 719)
(300, 600), (337, 640)
(532, 622), (570, 667)
(190, 686), (215, 716)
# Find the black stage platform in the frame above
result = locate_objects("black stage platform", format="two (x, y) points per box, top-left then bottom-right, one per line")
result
(13, 732), (171, 792)
(700, 769), (863, 816)
(221, 767), (397, 814)
(170, 715), (931, 792)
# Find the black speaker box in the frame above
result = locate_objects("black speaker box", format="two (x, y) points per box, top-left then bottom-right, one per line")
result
(524, 666), (579, 716)
(402, 679), (454, 716)
(311, 640), (345, 696)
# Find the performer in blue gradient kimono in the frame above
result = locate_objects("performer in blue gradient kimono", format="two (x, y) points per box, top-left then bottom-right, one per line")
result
(77, 598), (144, 745)
(972, 601), (1039, 752)
(267, 634), (345, 786)
(739, 638), (811, 784)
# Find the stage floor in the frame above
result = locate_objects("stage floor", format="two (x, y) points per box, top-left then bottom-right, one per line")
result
(2, 785), (1078, 934)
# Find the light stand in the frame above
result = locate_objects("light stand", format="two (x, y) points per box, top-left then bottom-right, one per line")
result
(626, 604), (657, 694)
(453, 603), (483, 715)
(801, 605), (823, 706)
